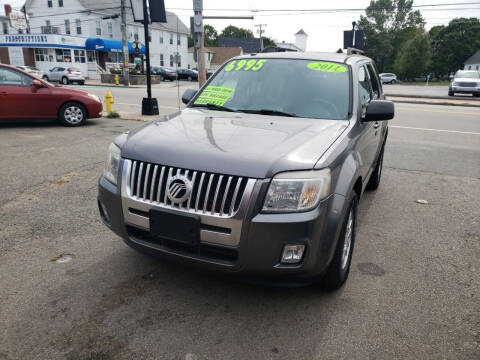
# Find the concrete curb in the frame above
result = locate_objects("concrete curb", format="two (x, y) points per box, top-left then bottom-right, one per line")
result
(386, 93), (480, 101)
(387, 97), (480, 108)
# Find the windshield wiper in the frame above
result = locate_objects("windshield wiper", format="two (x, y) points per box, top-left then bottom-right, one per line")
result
(191, 103), (236, 112)
(238, 109), (297, 117)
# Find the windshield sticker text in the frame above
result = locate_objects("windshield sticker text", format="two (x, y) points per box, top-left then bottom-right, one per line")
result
(224, 59), (267, 72)
(307, 62), (347, 73)
(194, 86), (235, 106)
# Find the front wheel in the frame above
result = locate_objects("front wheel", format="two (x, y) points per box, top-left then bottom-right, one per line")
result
(320, 192), (358, 290)
(390, 79), (397, 84)
(61, 77), (69, 85)
(59, 102), (87, 126)
(448, 90), (454, 96)
(42, 75), (49, 81)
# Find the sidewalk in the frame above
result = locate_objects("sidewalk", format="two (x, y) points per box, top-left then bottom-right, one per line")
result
(386, 96), (480, 108)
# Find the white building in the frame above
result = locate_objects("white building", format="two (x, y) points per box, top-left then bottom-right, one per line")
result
(464, 50), (480, 71)
(274, 29), (308, 52)
(0, 0), (189, 79)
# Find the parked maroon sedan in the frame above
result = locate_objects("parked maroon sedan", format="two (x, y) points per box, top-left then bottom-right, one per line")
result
(0, 64), (102, 126)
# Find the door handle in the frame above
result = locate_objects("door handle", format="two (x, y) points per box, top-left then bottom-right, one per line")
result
(373, 121), (380, 129)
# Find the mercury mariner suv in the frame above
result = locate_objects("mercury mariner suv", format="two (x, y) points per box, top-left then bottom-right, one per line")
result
(98, 52), (394, 289)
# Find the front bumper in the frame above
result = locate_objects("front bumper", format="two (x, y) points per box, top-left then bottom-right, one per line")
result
(450, 86), (480, 94)
(98, 171), (348, 282)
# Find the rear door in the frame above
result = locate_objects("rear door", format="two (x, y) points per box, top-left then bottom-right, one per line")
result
(52, 67), (65, 81)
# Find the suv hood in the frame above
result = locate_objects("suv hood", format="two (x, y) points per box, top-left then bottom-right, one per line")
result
(121, 108), (349, 178)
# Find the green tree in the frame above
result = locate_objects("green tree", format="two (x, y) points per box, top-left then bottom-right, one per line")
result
(358, 0), (425, 72)
(262, 37), (276, 48)
(394, 31), (431, 80)
(204, 24), (218, 46)
(220, 25), (254, 38)
(429, 18), (480, 77)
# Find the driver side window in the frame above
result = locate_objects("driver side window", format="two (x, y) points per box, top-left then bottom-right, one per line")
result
(0, 68), (33, 87)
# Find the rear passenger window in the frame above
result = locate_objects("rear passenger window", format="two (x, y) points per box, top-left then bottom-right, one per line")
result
(366, 63), (381, 99)
(358, 66), (372, 108)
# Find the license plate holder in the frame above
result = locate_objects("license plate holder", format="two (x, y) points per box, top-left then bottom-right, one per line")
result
(149, 208), (200, 246)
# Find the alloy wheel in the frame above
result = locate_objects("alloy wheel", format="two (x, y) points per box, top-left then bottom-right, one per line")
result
(341, 208), (354, 269)
(64, 106), (84, 125)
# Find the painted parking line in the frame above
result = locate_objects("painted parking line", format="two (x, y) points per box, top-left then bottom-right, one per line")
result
(390, 125), (480, 135)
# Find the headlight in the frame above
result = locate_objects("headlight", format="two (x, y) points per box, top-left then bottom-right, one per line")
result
(452, 82), (458, 87)
(88, 93), (101, 102)
(262, 169), (331, 213)
(103, 143), (121, 185)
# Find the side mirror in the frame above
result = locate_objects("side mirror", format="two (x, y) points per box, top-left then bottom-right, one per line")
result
(363, 100), (394, 121)
(182, 88), (197, 105)
(32, 79), (44, 88)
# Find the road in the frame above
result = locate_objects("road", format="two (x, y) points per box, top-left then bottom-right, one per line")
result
(0, 102), (479, 359)
(384, 84), (480, 100)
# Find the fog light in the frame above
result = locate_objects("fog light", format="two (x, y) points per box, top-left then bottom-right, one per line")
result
(281, 245), (305, 264)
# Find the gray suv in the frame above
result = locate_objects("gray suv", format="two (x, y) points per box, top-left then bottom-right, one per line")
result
(98, 52), (393, 289)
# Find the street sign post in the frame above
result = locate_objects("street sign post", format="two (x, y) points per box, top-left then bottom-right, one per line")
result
(4, 5), (28, 32)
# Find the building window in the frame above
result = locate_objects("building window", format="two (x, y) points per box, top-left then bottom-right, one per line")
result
(55, 49), (72, 63)
(46, 20), (51, 27)
(134, 32), (138, 40)
(108, 22), (113, 38)
(34, 48), (49, 62)
(169, 33), (173, 45)
(160, 32), (163, 44)
(96, 20), (101, 36)
(86, 50), (95, 62)
(47, 0), (52, 7)
(177, 35), (180, 46)
(58, 0), (63, 7)
(74, 50), (86, 63)
(76, 19), (81, 34)
(64, 19), (70, 34)
(169, 54), (173, 67)
(160, 54), (164, 66)
(107, 52), (122, 63)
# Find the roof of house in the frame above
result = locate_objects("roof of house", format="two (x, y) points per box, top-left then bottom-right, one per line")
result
(295, 29), (307, 36)
(217, 37), (262, 54)
(465, 50), (480, 64)
(208, 47), (242, 64)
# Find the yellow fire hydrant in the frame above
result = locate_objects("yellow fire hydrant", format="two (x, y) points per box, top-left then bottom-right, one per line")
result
(114, 74), (119, 86)
(105, 91), (114, 113)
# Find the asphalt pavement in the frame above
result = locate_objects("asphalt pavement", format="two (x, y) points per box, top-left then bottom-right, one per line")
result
(0, 102), (479, 359)
(384, 83), (480, 100)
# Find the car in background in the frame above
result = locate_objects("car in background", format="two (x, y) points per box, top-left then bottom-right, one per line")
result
(43, 67), (85, 85)
(448, 70), (480, 97)
(151, 66), (178, 81)
(16, 65), (43, 79)
(176, 68), (198, 81)
(0, 64), (102, 126)
(379, 73), (397, 84)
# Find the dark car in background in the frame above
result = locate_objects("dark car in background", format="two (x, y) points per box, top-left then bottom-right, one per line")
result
(0, 64), (102, 126)
(99, 52), (393, 289)
(177, 68), (198, 81)
(151, 66), (178, 81)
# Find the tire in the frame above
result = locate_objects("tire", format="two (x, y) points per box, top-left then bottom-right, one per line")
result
(473, 93), (480, 97)
(61, 76), (69, 85)
(42, 75), (49, 81)
(78, 81), (85, 85)
(59, 102), (87, 127)
(366, 144), (385, 191)
(390, 79), (396, 84)
(320, 192), (358, 290)
(448, 91), (454, 96)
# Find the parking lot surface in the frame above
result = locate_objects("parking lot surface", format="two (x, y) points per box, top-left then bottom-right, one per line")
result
(0, 102), (479, 359)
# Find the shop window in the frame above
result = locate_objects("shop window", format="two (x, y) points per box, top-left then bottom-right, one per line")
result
(76, 19), (82, 35)
(87, 50), (95, 62)
(107, 52), (123, 63)
(160, 54), (164, 66)
(58, 0), (63, 7)
(47, 0), (52, 7)
(169, 54), (173, 67)
(169, 33), (173, 45)
(56, 49), (72, 63)
(34, 48), (49, 62)
(160, 32), (163, 44)
(96, 20), (101, 36)
(65, 19), (70, 35)
(74, 50), (86, 63)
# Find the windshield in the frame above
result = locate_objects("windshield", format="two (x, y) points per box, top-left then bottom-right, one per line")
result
(455, 71), (480, 79)
(191, 58), (350, 120)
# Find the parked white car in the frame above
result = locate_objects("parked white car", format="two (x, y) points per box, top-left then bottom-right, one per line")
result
(379, 73), (397, 84)
(43, 67), (85, 85)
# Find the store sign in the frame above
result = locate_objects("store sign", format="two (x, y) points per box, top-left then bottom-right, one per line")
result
(8, 10), (28, 31)
(3, 34), (49, 43)
(0, 34), (86, 48)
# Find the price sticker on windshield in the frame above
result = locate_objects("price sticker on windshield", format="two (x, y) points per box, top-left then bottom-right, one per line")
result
(194, 86), (235, 106)
(308, 62), (347, 73)
(224, 59), (268, 72)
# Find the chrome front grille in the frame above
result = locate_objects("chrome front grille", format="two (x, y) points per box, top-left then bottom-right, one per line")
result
(126, 159), (251, 217)
(459, 82), (475, 87)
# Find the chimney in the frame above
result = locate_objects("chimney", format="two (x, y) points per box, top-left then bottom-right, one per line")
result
(294, 29), (307, 52)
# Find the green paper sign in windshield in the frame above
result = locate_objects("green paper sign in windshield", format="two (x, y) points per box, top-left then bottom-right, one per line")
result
(194, 86), (235, 107)
(308, 62), (347, 73)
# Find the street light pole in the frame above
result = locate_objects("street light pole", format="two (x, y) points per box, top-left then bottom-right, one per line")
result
(141, 0), (158, 115)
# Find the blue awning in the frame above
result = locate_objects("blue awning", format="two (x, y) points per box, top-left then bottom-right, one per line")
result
(85, 38), (145, 54)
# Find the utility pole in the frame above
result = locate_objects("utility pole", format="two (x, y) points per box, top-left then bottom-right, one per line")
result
(193, 0), (206, 87)
(140, 0), (158, 115)
(255, 24), (267, 51)
(121, 0), (129, 86)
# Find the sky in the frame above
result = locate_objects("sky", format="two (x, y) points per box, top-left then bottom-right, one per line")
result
(2, 0), (479, 51)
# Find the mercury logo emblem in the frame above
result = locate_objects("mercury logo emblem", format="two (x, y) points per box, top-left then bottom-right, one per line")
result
(166, 175), (192, 203)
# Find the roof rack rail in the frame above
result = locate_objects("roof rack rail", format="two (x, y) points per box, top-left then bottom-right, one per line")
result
(346, 47), (364, 55)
